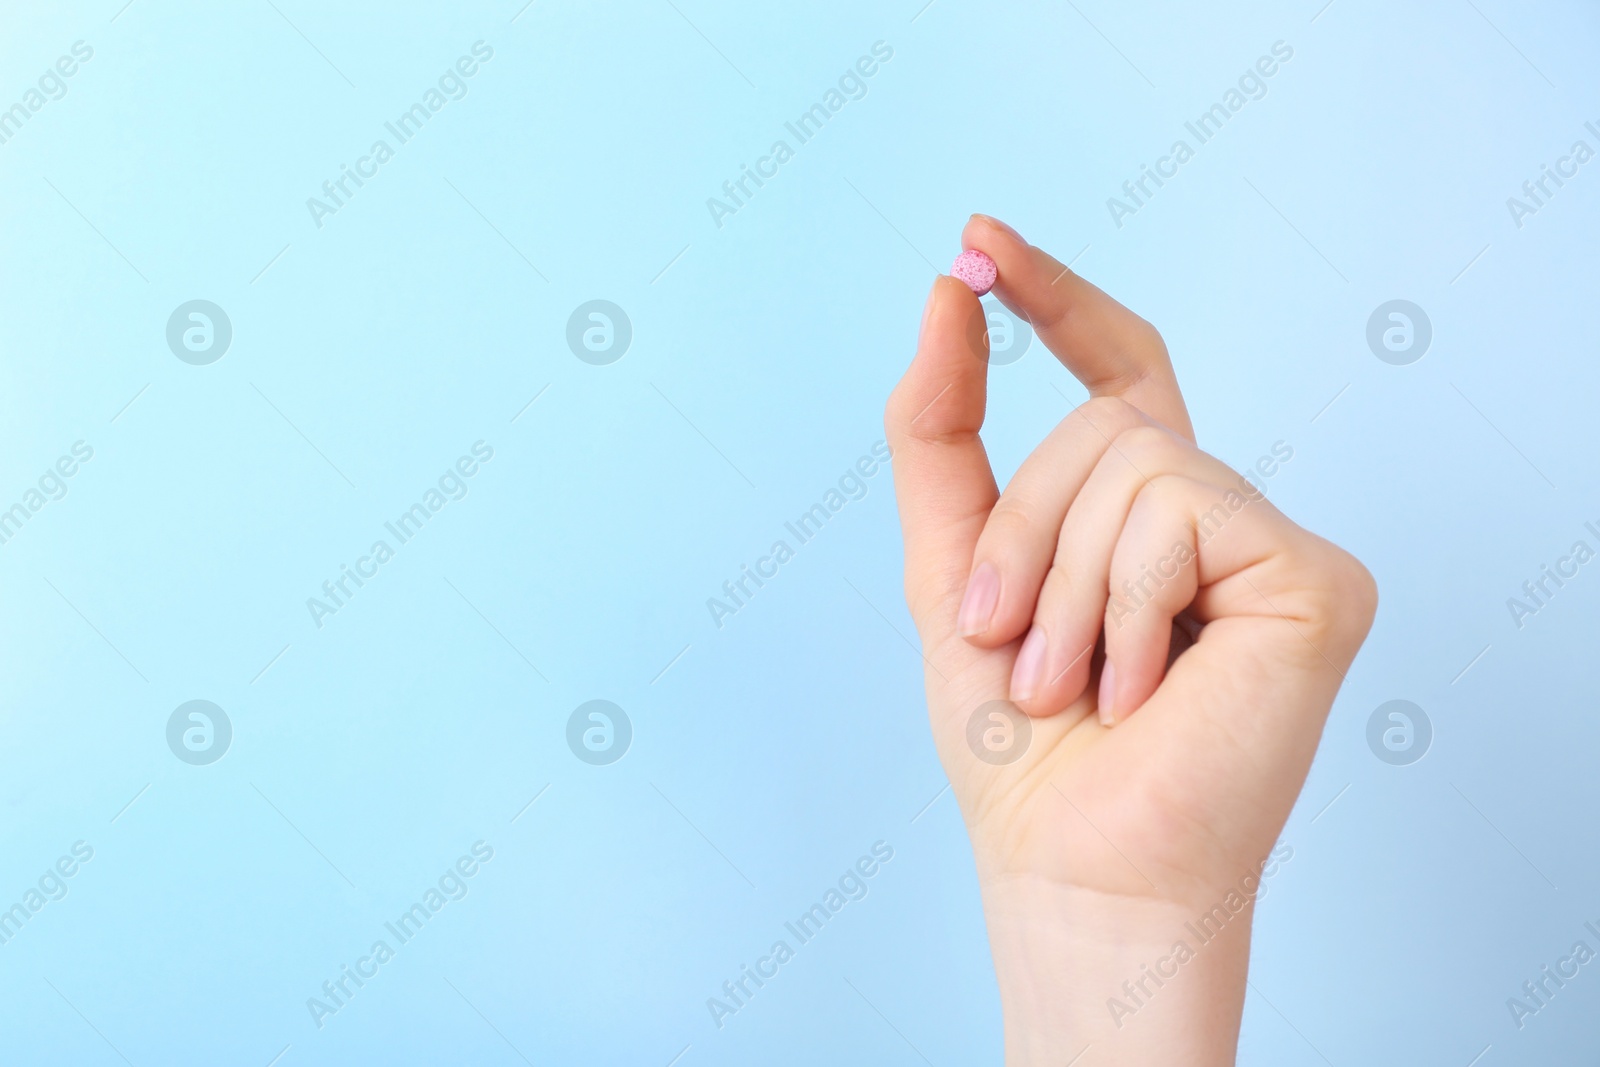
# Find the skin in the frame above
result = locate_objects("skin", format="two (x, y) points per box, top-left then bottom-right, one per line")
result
(884, 215), (1377, 1065)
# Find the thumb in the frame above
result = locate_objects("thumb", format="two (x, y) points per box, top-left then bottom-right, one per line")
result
(885, 275), (999, 636)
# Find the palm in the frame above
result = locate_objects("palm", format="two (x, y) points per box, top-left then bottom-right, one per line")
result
(922, 611), (1335, 909)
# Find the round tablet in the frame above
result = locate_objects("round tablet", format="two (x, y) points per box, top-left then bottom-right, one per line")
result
(951, 249), (997, 296)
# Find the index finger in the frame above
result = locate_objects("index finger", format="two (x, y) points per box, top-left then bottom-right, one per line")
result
(962, 214), (1194, 441)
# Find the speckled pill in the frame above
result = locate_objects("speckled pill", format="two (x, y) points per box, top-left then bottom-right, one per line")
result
(951, 249), (997, 296)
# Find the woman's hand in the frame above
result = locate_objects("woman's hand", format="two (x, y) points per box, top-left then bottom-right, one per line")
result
(885, 215), (1376, 1065)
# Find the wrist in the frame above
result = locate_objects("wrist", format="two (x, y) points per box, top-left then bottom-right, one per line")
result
(980, 875), (1253, 1067)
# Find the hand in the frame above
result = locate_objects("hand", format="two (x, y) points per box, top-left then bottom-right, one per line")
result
(884, 216), (1376, 1065)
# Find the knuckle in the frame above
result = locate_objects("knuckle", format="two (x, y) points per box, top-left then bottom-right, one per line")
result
(1028, 292), (1076, 337)
(1111, 423), (1179, 464)
(1290, 544), (1379, 649)
(1148, 471), (1193, 502)
(1071, 395), (1142, 437)
(982, 501), (1037, 547)
(1127, 315), (1168, 358)
(1333, 549), (1380, 626)
(884, 384), (976, 447)
(1080, 394), (1134, 423)
(1038, 561), (1071, 597)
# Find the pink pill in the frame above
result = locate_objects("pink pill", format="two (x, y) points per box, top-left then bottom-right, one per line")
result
(951, 249), (997, 296)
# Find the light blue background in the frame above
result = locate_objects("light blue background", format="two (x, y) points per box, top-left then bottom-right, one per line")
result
(1, 1), (1597, 1063)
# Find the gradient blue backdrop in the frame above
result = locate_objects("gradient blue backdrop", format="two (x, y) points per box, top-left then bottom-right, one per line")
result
(1, 1), (1597, 1064)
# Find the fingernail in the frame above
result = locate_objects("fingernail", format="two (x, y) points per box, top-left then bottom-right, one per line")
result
(972, 214), (1024, 243)
(1098, 661), (1117, 727)
(1010, 626), (1047, 703)
(958, 562), (1000, 637)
